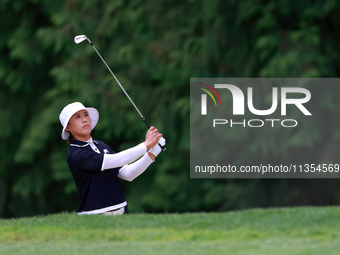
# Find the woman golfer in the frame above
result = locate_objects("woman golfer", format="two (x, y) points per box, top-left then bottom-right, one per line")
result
(59, 102), (165, 215)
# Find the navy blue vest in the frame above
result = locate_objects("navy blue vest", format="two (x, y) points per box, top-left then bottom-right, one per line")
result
(67, 139), (126, 213)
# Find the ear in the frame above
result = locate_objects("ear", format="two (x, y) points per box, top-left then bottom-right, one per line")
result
(65, 124), (70, 132)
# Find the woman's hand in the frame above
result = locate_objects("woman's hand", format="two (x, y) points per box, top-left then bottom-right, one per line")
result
(144, 126), (162, 151)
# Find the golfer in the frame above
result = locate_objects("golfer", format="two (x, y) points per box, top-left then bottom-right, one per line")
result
(59, 102), (165, 215)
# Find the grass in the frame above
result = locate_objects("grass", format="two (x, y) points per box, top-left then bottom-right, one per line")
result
(1, 206), (340, 254)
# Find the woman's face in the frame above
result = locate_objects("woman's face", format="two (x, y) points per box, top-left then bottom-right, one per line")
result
(66, 110), (92, 141)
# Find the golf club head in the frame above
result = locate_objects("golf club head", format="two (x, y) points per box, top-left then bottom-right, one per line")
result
(74, 35), (88, 44)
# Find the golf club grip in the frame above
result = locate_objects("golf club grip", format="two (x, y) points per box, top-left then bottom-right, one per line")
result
(142, 117), (151, 129)
(142, 117), (166, 151)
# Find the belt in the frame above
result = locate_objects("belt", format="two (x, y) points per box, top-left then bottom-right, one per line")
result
(102, 207), (125, 216)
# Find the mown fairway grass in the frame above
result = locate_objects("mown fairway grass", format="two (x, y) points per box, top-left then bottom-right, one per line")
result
(1, 206), (340, 255)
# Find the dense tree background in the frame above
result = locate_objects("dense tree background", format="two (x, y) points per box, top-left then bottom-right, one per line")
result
(1, 0), (340, 217)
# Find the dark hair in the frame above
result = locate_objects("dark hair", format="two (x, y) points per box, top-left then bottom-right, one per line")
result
(67, 133), (73, 146)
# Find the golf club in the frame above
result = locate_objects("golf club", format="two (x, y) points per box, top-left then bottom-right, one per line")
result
(74, 35), (166, 151)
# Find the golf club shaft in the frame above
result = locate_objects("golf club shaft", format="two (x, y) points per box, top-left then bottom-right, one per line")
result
(87, 39), (166, 151)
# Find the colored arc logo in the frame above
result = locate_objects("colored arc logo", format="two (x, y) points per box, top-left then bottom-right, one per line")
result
(197, 82), (223, 106)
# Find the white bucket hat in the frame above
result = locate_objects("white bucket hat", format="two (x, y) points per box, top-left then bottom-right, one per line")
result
(59, 102), (99, 140)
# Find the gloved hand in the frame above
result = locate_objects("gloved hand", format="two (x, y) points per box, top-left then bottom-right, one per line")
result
(149, 137), (166, 156)
(158, 137), (166, 146)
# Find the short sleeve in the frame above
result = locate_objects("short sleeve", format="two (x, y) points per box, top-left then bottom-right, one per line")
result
(68, 148), (104, 172)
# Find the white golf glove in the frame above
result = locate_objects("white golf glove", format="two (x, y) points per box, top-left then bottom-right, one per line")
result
(149, 137), (166, 157)
(158, 137), (166, 146)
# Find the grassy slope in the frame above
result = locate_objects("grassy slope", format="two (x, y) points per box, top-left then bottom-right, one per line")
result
(0, 206), (340, 255)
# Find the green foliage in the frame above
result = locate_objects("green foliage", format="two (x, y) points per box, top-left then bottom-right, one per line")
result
(1, 0), (340, 217)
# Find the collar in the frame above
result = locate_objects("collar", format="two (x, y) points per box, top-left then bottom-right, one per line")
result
(69, 138), (98, 147)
